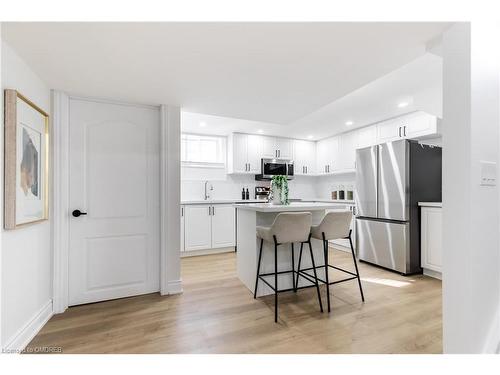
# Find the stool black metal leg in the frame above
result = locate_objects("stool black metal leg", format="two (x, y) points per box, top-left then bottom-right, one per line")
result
(254, 238), (264, 299)
(273, 236), (279, 323)
(348, 232), (365, 302)
(322, 233), (331, 312)
(291, 243), (296, 292)
(308, 238), (324, 313)
(295, 242), (304, 290)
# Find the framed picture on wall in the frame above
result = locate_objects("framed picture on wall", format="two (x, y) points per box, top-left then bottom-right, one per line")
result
(4, 89), (49, 229)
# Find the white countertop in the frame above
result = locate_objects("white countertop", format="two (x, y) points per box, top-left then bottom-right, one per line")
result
(418, 202), (442, 208)
(181, 198), (355, 205)
(181, 199), (264, 205)
(233, 202), (348, 212)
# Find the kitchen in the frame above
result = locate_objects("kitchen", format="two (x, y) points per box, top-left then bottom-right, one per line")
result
(6, 20), (498, 357)
(180, 104), (443, 282)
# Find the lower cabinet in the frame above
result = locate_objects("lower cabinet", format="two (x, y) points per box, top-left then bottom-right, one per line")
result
(184, 204), (235, 252)
(420, 206), (442, 278)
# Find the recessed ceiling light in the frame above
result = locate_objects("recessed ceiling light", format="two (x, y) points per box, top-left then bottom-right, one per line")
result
(307, 135), (314, 140)
(398, 102), (409, 108)
(345, 121), (354, 126)
(199, 121), (207, 127)
(257, 129), (264, 134)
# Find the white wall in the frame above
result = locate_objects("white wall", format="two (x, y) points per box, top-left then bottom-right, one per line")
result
(442, 22), (500, 353)
(1, 40), (53, 349)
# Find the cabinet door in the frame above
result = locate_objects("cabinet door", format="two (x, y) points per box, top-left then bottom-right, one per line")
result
(404, 112), (438, 139)
(377, 119), (401, 143)
(293, 140), (308, 175)
(339, 131), (357, 171)
(316, 139), (329, 174)
(276, 138), (293, 159)
(421, 207), (443, 272)
(261, 136), (277, 158)
(211, 205), (235, 248)
(184, 205), (212, 251)
(246, 134), (263, 173)
(232, 134), (248, 173)
(357, 126), (377, 149)
(329, 136), (340, 172)
(180, 206), (185, 252)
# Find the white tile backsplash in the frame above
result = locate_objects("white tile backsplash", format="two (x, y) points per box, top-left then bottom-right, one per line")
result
(181, 166), (353, 201)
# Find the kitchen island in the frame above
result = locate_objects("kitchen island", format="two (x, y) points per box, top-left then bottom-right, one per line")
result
(234, 202), (347, 296)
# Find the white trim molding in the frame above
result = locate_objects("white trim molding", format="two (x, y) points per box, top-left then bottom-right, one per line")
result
(160, 105), (183, 295)
(3, 300), (53, 353)
(51, 90), (70, 314)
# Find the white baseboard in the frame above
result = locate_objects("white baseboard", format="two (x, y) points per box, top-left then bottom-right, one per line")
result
(181, 247), (235, 258)
(3, 300), (53, 353)
(423, 268), (442, 280)
(167, 279), (183, 295)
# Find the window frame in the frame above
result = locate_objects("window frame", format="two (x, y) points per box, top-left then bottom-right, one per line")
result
(181, 133), (227, 169)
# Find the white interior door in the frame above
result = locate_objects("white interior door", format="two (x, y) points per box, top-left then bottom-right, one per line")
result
(68, 98), (160, 306)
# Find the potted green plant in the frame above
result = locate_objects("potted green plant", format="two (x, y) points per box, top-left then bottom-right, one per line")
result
(270, 175), (290, 205)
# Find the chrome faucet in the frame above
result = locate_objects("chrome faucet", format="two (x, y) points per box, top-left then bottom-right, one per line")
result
(204, 181), (214, 200)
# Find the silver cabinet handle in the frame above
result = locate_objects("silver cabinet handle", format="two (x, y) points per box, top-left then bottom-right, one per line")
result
(399, 127), (402, 137)
(208, 206), (211, 215)
(212, 206), (215, 215)
(404, 126), (407, 137)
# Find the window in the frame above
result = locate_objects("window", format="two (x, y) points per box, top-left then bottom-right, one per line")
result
(181, 133), (226, 168)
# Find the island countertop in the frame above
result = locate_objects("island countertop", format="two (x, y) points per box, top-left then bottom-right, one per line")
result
(233, 202), (346, 212)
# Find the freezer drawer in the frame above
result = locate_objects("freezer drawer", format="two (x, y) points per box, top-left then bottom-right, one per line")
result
(356, 218), (409, 273)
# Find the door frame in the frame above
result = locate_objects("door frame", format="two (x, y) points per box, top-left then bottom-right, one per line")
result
(51, 91), (182, 314)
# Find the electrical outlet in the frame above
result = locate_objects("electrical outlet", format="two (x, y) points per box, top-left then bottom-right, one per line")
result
(480, 160), (497, 186)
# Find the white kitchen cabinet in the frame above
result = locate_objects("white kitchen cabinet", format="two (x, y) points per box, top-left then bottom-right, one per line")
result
(338, 131), (358, 171)
(246, 134), (263, 173)
(184, 204), (236, 253)
(228, 133), (262, 174)
(376, 112), (440, 144)
(316, 136), (339, 174)
(377, 118), (402, 143)
(261, 136), (293, 159)
(421, 206), (442, 279)
(184, 205), (212, 251)
(211, 205), (236, 248)
(404, 112), (439, 139)
(180, 205), (185, 252)
(356, 125), (377, 149)
(293, 139), (316, 175)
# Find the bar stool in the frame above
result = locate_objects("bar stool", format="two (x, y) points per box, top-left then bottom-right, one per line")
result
(254, 212), (323, 322)
(299, 211), (364, 312)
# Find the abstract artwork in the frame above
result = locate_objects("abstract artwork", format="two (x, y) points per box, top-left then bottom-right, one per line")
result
(4, 89), (49, 229)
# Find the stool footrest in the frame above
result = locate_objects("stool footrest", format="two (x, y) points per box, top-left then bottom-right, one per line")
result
(258, 271), (319, 294)
(300, 264), (358, 278)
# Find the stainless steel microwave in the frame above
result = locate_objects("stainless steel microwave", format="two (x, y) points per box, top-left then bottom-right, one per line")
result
(256, 158), (294, 180)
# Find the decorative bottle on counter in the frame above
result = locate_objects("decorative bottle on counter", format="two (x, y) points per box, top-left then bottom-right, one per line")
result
(245, 188), (250, 200)
(242, 188), (246, 200)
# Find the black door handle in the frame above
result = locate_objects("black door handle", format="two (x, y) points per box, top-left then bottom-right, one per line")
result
(72, 209), (87, 217)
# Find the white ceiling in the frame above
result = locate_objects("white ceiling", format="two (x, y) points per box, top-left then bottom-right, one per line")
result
(182, 52), (443, 140)
(2, 22), (448, 125)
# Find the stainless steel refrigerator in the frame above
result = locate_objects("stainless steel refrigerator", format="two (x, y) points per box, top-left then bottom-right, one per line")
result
(355, 139), (442, 275)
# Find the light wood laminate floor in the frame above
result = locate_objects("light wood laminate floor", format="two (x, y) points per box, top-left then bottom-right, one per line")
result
(27, 249), (442, 353)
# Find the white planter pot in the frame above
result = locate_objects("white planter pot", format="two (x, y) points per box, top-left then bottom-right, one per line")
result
(272, 186), (282, 205)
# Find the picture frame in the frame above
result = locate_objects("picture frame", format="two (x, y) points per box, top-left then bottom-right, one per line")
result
(4, 89), (49, 229)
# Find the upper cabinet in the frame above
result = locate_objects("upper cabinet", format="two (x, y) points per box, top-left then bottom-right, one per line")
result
(227, 111), (440, 176)
(262, 136), (293, 159)
(356, 125), (377, 149)
(316, 136), (339, 174)
(376, 111), (440, 143)
(228, 133), (262, 174)
(293, 139), (316, 175)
